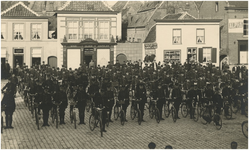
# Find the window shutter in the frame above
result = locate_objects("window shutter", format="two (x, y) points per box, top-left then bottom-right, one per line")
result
(212, 48), (217, 63)
(199, 48), (203, 63)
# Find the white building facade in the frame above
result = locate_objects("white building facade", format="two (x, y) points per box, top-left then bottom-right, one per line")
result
(151, 19), (221, 66)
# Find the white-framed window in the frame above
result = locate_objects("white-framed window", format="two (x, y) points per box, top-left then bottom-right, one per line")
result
(173, 29), (181, 44)
(31, 24), (42, 40)
(1, 24), (6, 40)
(197, 29), (205, 44)
(187, 48), (197, 62)
(164, 50), (181, 63)
(67, 21), (78, 40)
(99, 21), (109, 40)
(203, 48), (212, 63)
(243, 19), (248, 36)
(13, 24), (24, 40)
(82, 21), (94, 39)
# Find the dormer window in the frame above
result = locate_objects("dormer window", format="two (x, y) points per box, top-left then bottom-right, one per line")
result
(87, 4), (94, 11)
(215, 2), (219, 12)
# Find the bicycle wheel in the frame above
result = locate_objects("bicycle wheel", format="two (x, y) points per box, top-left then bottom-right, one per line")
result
(89, 114), (96, 131)
(181, 103), (188, 118)
(130, 106), (136, 120)
(73, 112), (76, 129)
(149, 104), (154, 119)
(155, 108), (160, 124)
(200, 108), (208, 125)
(100, 118), (103, 137)
(242, 121), (248, 138)
(114, 105), (119, 120)
(193, 107), (199, 122)
(225, 106), (232, 120)
(171, 107), (177, 122)
(55, 111), (59, 129)
(164, 104), (170, 118)
(137, 109), (142, 125)
(35, 108), (39, 130)
(245, 105), (248, 118)
(214, 114), (222, 130)
(120, 110), (125, 126)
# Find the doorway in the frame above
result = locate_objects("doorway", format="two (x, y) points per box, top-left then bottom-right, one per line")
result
(84, 55), (92, 67)
(48, 56), (57, 68)
(13, 55), (23, 68)
(32, 57), (41, 66)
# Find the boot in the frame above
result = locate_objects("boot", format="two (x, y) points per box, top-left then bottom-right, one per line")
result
(9, 115), (13, 128)
(4, 115), (9, 129)
(60, 116), (63, 125)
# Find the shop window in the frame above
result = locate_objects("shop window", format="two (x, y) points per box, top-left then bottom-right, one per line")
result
(67, 21), (78, 40)
(31, 24), (42, 40)
(13, 24), (24, 40)
(187, 48), (197, 62)
(197, 29), (205, 44)
(1, 24), (6, 40)
(243, 19), (248, 36)
(239, 43), (248, 64)
(173, 29), (181, 44)
(164, 50), (181, 63)
(99, 21), (109, 40)
(199, 48), (217, 63)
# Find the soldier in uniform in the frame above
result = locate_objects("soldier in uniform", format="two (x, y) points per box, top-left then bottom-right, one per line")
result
(118, 84), (130, 121)
(75, 84), (88, 125)
(40, 86), (53, 127)
(103, 84), (114, 122)
(155, 82), (165, 120)
(135, 83), (147, 121)
(171, 83), (182, 119)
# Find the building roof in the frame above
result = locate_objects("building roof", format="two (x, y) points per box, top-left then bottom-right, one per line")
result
(1, 1), (39, 17)
(128, 9), (155, 28)
(162, 12), (196, 20)
(58, 1), (114, 11)
(155, 19), (222, 22)
(194, 1), (203, 10)
(228, 1), (248, 8)
(144, 25), (156, 43)
(29, 1), (67, 12)
(1, 1), (29, 12)
(112, 1), (127, 11)
(138, 1), (162, 12)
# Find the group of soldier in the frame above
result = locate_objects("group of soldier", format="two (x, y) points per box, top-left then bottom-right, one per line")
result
(1, 59), (248, 131)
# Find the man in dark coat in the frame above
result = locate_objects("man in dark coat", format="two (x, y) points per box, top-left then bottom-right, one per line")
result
(156, 83), (165, 120)
(1, 78), (16, 129)
(118, 85), (130, 121)
(103, 85), (114, 122)
(75, 85), (88, 125)
(40, 86), (53, 127)
(135, 83), (147, 121)
(171, 83), (182, 119)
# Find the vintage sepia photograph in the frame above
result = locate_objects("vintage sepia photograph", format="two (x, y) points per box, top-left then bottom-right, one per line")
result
(1, 0), (248, 149)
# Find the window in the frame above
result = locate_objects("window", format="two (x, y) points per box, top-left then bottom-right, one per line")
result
(1, 24), (6, 40)
(99, 21), (109, 40)
(13, 24), (24, 40)
(203, 48), (211, 63)
(67, 21), (78, 39)
(137, 38), (141, 43)
(173, 29), (181, 44)
(82, 21), (94, 39)
(197, 29), (205, 43)
(31, 24), (42, 40)
(215, 2), (219, 12)
(164, 50), (181, 63)
(187, 48), (197, 62)
(87, 4), (94, 11)
(243, 19), (248, 36)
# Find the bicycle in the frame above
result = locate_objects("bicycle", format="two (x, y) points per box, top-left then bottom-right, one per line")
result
(89, 107), (105, 137)
(29, 93), (36, 118)
(69, 101), (77, 129)
(149, 99), (160, 123)
(51, 101), (61, 129)
(222, 96), (232, 119)
(241, 120), (248, 138)
(130, 99), (142, 125)
(164, 99), (177, 122)
(114, 100), (126, 125)
(86, 99), (92, 113)
(200, 101), (222, 130)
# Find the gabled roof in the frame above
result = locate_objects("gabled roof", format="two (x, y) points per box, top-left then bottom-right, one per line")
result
(162, 12), (196, 20)
(1, 1), (29, 12)
(194, 1), (203, 10)
(58, 1), (114, 11)
(128, 9), (155, 28)
(1, 1), (39, 17)
(144, 25), (156, 43)
(112, 1), (127, 11)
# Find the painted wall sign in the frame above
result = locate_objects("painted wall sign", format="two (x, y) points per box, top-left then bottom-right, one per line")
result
(144, 43), (157, 49)
(228, 19), (244, 33)
(15, 49), (23, 53)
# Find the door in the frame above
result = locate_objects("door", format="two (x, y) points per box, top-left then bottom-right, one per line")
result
(32, 58), (41, 66)
(13, 55), (23, 68)
(48, 56), (57, 68)
(116, 54), (127, 64)
(84, 55), (92, 67)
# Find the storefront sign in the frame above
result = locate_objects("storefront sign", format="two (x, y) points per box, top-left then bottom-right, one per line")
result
(144, 43), (157, 49)
(14, 49), (23, 53)
(228, 19), (244, 33)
